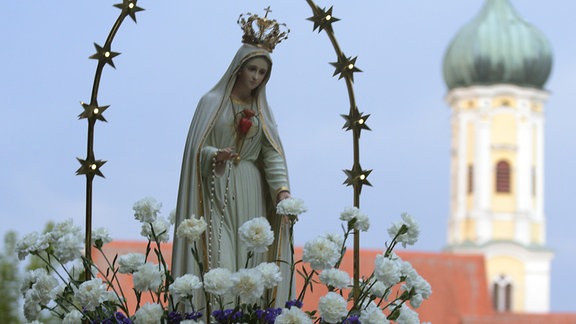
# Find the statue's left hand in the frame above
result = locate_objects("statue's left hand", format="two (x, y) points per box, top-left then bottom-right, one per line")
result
(276, 190), (291, 203)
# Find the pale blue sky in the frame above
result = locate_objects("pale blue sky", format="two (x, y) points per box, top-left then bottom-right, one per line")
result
(1, 0), (575, 312)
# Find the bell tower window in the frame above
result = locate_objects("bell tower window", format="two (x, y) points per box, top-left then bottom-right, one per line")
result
(467, 164), (474, 194)
(496, 160), (511, 193)
(492, 275), (513, 312)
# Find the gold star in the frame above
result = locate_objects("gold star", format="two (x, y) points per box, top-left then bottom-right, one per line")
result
(78, 101), (109, 122)
(330, 54), (362, 81)
(342, 110), (371, 133)
(76, 157), (107, 178)
(343, 165), (372, 190)
(89, 43), (121, 69)
(307, 6), (340, 33)
(114, 0), (145, 23)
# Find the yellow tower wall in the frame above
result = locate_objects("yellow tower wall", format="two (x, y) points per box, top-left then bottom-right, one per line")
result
(532, 223), (544, 244)
(466, 121), (475, 210)
(491, 113), (517, 214)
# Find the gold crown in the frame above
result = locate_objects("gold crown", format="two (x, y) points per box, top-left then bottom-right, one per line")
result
(237, 7), (289, 52)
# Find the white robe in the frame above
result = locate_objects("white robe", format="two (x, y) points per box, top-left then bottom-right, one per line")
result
(171, 44), (292, 314)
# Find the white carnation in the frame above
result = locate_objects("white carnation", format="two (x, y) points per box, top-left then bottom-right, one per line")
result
(51, 219), (81, 241)
(395, 303), (420, 324)
(374, 254), (402, 287)
(118, 253), (146, 274)
(401, 262), (431, 308)
(400, 259), (431, 296)
(404, 266), (431, 300)
(238, 217), (274, 253)
(410, 293), (424, 309)
(15, 232), (50, 260)
(321, 233), (344, 248)
(68, 258), (97, 281)
(319, 268), (350, 289)
(133, 262), (165, 292)
(141, 217), (171, 242)
(359, 301), (386, 324)
(49, 219), (84, 263)
(231, 268), (265, 304)
(133, 303), (164, 324)
(52, 283), (66, 299)
(400, 259), (417, 281)
(133, 197), (162, 223)
(23, 291), (42, 321)
(20, 270), (35, 295)
(63, 309), (84, 324)
(275, 307), (313, 324)
(257, 262), (282, 288)
(339, 206), (369, 231)
(20, 268), (58, 305)
(354, 212), (370, 232)
(54, 231), (84, 263)
(176, 216), (207, 242)
(387, 213), (420, 248)
(302, 237), (340, 270)
(92, 227), (112, 246)
(367, 279), (389, 299)
(73, 278), (116, 311)
(318, 292), (348, 323)
(339, 206), (360, 221)
(169, 274), (203, 299)
(276, 197), (307, 216)
(203, 268), (233, 296)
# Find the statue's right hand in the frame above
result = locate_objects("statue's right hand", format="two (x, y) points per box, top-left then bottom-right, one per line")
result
(216, 146), (238, 162)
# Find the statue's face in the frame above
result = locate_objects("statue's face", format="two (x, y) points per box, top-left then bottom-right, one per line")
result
(237, 57), (269, 91)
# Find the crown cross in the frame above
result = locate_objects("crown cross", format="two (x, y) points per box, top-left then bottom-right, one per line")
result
(238, 7), (290, 52)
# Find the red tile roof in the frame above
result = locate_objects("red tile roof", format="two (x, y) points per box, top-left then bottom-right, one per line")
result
(462, 314), (576, 324)
(92, 241), (576, 323)
(292, 248), (493, 323)
(92, 240), (173, 312)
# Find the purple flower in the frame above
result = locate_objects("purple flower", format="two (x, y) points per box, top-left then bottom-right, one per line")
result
(343, 315), (361, 324)
(185, 311), (203, 321)
(115, 312), (132, 324)
(167, 311), (183, 323)
(231, 310), (243, 322)
(212, 309), (243, 323)
(285, 299), (304, 309)
(255, 307), (282, 324)
(168, 311), (203, 323)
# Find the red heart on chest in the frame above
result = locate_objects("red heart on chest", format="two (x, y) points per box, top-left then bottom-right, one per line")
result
(238, 117), (252, 135)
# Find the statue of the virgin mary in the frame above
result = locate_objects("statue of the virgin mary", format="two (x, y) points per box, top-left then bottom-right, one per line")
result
(171, 10), (292, 313)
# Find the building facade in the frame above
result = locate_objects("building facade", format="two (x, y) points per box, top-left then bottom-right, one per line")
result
(442, 0), (554, 313)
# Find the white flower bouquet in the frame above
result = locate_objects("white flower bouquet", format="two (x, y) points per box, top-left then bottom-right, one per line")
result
(17, 197), (431, 323)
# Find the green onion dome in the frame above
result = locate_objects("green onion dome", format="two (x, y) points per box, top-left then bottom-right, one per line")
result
(443, 0), (552, 90)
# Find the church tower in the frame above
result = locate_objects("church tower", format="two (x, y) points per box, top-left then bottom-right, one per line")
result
(442, 0), (554, 313)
